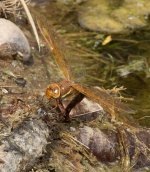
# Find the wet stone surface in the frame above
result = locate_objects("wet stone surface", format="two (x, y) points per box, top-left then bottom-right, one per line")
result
(78, 0), (150, 33)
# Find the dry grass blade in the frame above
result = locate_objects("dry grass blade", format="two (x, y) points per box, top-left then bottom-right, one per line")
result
(0, 0), (28, 16)
(19, 0), (40, 50)
(61, 132), (97, 164)
(37, 16), (72, 81)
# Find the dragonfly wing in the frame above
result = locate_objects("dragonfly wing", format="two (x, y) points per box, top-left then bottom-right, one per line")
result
(72, 83), (134, 119)
(37, 16), (71, 80)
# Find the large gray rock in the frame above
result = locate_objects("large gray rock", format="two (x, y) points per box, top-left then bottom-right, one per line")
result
(0, 118), (49, 172)
(0, 18), (32, 64)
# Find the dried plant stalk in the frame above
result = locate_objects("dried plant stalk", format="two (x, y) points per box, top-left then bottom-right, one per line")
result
(0, 0), (30, 17)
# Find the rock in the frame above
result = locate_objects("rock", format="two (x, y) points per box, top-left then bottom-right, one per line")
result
(78, 125), (150, 168)
(0, 118), (49, 172)
(78, 0), (150, 34)
(78, 126), (118, 162)
(63, 97), (104, 121)
(0, 18), (32, 64)
(116, 59), (146, 77)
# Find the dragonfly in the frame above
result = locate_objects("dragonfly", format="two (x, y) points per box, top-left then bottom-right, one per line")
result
(37, 16), (133, 121)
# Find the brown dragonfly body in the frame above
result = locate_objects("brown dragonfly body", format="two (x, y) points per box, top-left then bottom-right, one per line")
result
(37, 16), (132, 121)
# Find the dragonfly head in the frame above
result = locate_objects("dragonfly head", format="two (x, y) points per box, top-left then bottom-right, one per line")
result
(46, 83), (61, 99)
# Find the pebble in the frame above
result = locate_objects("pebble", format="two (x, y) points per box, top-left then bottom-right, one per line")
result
(15, 77), (27, 87)
(70, 127), (76, 132)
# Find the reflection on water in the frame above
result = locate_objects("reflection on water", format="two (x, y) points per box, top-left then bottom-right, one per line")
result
(32, 0), (150, 127)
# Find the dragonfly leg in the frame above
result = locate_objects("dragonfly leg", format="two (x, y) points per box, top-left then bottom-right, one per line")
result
(56, 98), (66, 120)
(65, 93), (85, 121)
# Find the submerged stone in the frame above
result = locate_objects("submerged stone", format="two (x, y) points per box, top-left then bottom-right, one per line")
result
(116, 59), (146, 77)
(78, 0), (150, 33)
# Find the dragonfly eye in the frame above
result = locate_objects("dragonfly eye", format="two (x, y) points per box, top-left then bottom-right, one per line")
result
(46, 83), (60, 99)
(53, 88), (59, 94)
